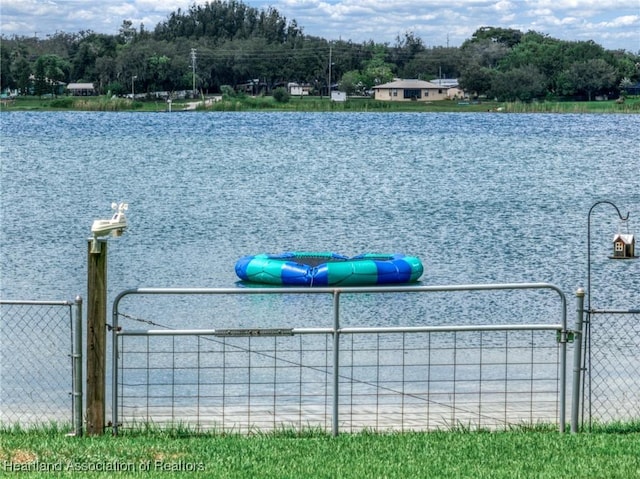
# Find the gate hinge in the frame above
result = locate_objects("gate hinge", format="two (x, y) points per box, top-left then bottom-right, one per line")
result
(557, 330), (574, 343)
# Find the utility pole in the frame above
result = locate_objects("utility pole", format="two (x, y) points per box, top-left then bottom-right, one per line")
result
(191, 48), (197, 97)
(328, 45), (332, 99)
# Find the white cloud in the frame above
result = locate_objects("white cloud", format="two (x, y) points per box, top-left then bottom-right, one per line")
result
(602, 15), (640, 28)
(0, 0), (637, 51)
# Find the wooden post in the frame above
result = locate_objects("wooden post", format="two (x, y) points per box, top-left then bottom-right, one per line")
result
(86, 238), (107, 435)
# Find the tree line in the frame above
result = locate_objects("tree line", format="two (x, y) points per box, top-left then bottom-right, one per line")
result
(1, 0), (638, 101)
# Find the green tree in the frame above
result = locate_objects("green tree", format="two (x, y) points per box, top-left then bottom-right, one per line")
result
(401, 47), (462, 80)
(71, 33), (118, 82)
(390, 31), (425, 73)
(498, 35), (617, 97)
(33, 54), (70, 96)
(467, 26), (523, 48)
(461, 38), (510, 69)
(115, 40), (153, 93)
(0, 44), (13, 90)
(94, 56), (117, 94)
(3, 5), (636, 102)
(33, 56), (49, 96)
(458, 38), (510, 96)
(338, 70), (364, 95)
(209, 37), (273, 90)
(147, 54), (172, 91)
(490, 65), (547, 101)
(498, 33), (564, 85)
(33, 31), (79, 59)
(12, 56), (32, 94)
(360, 48), (394, 88)
(458, 66), (495, 97)
(71, 42), (95, 80)
(118, 20), (137, 44)
(559, 58), (617, 100)
(152, 1), (302, 43)
(104, 81), (125, 96)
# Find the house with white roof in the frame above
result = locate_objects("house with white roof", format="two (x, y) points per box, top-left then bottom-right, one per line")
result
(67, 82), (96, 96)
(372, 79), (448, 102)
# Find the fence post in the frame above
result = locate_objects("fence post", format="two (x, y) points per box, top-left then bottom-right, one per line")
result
(73, 295), (83, 436)
(86, 239), (107, 435)
(571, 288), (585, 433)
(332, 290), (340, 437)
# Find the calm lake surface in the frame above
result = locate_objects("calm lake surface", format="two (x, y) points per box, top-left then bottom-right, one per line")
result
(1, 111), (639, 327)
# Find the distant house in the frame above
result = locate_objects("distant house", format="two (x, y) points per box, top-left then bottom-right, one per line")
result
(67, 83), (96, 96)
(430, 78), (459, 88)
(431, 78), (466, 99)
(28, 74), (66, 96)
(373, 79), (448, 102)
(238, 79), (267, 96)
(446, 87), (465, 100)
(288, 83), (312, 96)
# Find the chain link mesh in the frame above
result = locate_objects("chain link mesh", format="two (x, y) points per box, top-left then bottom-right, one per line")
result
(0, 301), (74, 426)
(586, 310), (640, 424)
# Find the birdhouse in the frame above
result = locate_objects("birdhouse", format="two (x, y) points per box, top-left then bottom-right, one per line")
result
(612, 233), (636, 259)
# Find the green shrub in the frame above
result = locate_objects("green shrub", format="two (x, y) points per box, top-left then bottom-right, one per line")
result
(49, 97), (74, 108)
(273, 87), (290, 103)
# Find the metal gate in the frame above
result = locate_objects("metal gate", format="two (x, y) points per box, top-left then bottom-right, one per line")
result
(111, 283), (570, 435)
(0, 298), (82, 434)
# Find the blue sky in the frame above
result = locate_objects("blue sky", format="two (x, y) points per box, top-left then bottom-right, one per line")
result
(1, 0), (639, 51)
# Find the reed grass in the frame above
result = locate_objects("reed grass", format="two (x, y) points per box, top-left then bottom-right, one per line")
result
(503, 99), (640, 114)
(2, 95), (639, 114)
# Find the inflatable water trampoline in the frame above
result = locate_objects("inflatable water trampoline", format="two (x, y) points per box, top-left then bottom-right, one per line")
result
(235, 252), (423, 286)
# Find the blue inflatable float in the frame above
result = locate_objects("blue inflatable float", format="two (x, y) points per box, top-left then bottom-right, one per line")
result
(235, 252), (423, 286)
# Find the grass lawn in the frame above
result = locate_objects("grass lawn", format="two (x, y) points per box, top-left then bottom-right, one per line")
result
(1, 423), (639, 478)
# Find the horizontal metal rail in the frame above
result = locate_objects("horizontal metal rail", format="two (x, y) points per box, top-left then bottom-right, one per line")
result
(114, 282), (568, 300)
(0, 299), (76, 306)
(119, 323), (564, 337)
(589, 309), (640, 314)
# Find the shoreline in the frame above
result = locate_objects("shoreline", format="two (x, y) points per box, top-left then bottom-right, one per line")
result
(2, 96), (639, 114)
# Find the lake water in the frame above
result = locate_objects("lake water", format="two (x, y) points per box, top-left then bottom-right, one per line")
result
(2, 111), (639, 427)
(1, 111), (639, 325)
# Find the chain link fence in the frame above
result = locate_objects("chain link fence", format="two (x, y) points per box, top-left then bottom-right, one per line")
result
(584, 309), (640, 426)
(4, 292), (639, 434)
(0, 299), (82, 431)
